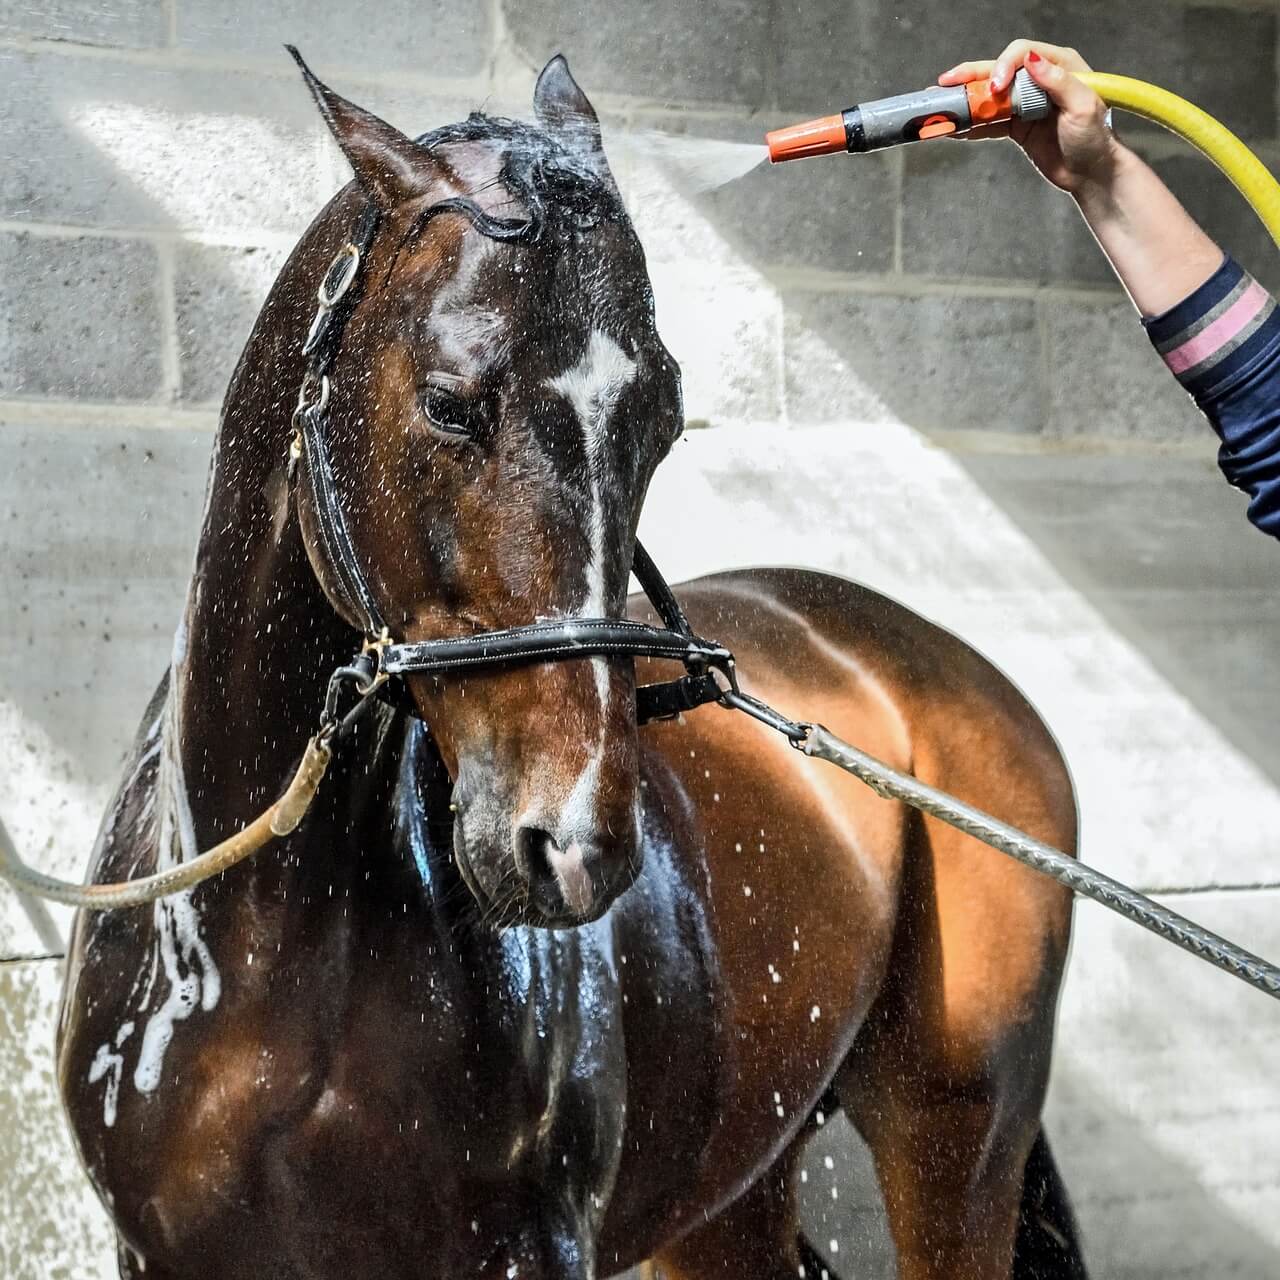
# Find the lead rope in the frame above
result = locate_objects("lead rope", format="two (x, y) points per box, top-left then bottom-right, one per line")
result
(0, 651), (389, 911)
(796, 721), (1280, 1001)
(4, 638), (1280, 1005)
(0, 737), (332, 911)
(722, 689), (1280, 1001)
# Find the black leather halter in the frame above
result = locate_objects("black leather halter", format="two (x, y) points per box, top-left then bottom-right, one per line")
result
(291, 203), (736, 727)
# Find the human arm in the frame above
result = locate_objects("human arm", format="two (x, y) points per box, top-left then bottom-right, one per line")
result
(939, 39), (1280, 539)
(938, 40), (1224, 315)
(1145, 256), (1280, 538)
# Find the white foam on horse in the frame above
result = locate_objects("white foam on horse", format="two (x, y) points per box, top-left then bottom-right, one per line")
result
(87, 1021), (135, 1128)
(132, 604), (222, 1097)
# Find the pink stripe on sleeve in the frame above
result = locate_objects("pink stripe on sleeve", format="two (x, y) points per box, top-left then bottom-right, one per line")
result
(1164, 281), (1270, 374)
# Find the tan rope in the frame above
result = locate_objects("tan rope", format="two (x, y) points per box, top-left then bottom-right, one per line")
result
(0, 738), (331, 911)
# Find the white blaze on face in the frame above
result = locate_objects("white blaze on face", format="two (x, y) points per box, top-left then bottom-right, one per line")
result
(547, 330), (638, 617)
(543, 331), (638, 848)
(546, 330), (638, 719)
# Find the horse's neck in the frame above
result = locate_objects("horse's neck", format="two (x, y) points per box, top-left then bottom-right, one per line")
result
(155, 206), (435, 904)
(164, 395), (357, 859)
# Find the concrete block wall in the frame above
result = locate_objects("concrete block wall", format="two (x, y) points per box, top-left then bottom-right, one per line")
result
(4, 2), (1280, 1278)
(1, 1), (1277, 437)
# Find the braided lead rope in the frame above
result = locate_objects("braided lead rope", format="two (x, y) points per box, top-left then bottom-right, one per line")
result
(800, 723), (1280, 1002)
(0, 738), (331, 911)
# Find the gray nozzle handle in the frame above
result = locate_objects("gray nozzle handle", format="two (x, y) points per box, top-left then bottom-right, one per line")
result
(1011, 67), (1051, 121)
(846, 84), (972, 152)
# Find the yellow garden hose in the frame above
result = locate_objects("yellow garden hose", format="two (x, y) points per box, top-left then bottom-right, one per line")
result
(1079, 72), (1280, 246)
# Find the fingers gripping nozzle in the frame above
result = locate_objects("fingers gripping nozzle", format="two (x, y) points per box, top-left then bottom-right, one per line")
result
(766, 68), (1050, 162)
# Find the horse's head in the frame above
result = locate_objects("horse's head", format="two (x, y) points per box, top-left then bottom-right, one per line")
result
(291, 54), (683, 927)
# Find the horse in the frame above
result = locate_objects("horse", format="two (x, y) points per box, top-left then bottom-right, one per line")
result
(57, 51), (1087, 1280)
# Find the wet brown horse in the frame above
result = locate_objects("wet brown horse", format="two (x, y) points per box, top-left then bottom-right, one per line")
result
(59, 54), (1086, 1280)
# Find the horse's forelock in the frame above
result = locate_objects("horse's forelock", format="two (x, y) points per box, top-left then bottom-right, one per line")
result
(413, 112), (620, 242)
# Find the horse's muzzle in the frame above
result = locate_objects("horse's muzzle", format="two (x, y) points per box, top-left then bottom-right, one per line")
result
(513, 824), (639, 925)
(451, 776), (641, 929)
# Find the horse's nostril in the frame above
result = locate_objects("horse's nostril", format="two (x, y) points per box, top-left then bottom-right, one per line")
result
(513, 824), (597, 918)
(514, 824), (556, 884)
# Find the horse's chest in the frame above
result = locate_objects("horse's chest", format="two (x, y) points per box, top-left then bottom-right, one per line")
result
(83, 922), (631, 1274)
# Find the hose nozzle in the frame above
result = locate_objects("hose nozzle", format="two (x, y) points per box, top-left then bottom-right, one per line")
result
(767, 68), (1050, 162)
(765, 114), (849, 163)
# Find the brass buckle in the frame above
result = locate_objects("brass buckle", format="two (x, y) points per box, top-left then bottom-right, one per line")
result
(359, 627), (393, 694)
(292, 373), (331, 434)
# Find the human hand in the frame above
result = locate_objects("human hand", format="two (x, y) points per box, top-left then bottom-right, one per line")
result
(938, 39), (1123, 195)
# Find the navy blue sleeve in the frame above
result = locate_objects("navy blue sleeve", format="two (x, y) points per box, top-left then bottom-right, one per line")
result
(1143, 255), (1280, 540)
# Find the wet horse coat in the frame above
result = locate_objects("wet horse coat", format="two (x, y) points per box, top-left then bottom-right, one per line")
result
(59, 54), (1087, 1280)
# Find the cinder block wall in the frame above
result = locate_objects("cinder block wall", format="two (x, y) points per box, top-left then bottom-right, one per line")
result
(1, 1), (1277, 440)
(4, 3), (1280, 1279)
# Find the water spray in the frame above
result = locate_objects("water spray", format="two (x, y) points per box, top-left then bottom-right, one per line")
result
(765, 69), (1280, 246)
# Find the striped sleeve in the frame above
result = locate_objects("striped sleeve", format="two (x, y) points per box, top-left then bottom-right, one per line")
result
(1143, 255), (1280, 401)
(1143, 256), (1280, 541)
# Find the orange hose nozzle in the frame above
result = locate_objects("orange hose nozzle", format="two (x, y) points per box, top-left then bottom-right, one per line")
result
(766, 114), (847, 163)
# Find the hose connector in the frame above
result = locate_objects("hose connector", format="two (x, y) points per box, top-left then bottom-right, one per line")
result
(1011, 68), (1051, 122)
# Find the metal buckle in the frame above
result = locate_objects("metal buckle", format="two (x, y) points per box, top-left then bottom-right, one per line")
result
(287, 429), (304, 478)
(706, 656), (740, 699)
(318, 243), (360, 309)
(320, 644), (390, 743)
(356, 628), (393, 694)
(293, 372), (330, 427)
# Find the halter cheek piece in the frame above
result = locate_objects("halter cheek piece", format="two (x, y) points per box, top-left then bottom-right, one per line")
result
(291, 204), (769, 741)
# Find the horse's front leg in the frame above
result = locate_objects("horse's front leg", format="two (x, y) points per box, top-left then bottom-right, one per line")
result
(470, 1210), (598, 1280)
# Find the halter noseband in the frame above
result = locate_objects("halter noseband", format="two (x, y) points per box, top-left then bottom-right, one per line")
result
(290, 202), (738, 729)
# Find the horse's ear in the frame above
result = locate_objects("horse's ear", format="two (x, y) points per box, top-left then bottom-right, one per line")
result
(288, 45), (436, 209)
(533, 54), (609, 169)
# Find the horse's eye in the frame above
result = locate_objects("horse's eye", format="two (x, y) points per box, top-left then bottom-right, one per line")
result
(421, 384), (477, 440)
